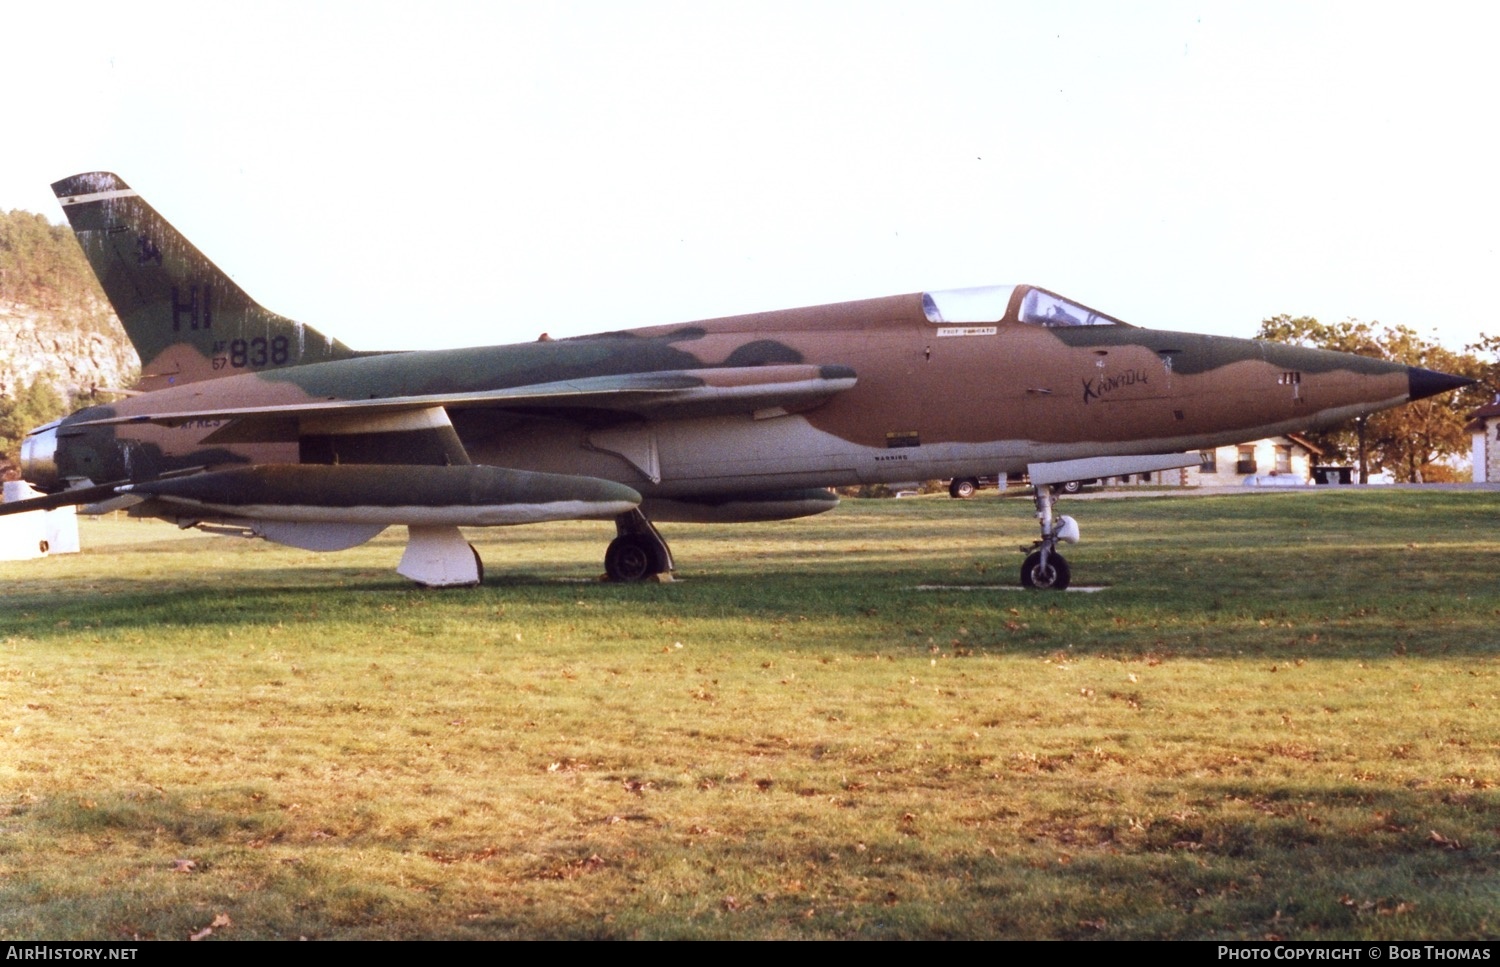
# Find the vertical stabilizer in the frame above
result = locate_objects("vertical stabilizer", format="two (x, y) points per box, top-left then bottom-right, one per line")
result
(52, 172), (359, 390)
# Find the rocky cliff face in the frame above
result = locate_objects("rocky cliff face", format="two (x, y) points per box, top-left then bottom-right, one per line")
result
(0, 208), (140, 479)
(0, 298), (137, 401)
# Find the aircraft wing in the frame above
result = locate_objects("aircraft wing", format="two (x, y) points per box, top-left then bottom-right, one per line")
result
(70, 364), (858, 433)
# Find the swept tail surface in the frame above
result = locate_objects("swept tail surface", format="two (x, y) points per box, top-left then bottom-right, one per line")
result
(52, 172), (359, 390)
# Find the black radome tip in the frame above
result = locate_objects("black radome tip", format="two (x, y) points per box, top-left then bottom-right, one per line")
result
(1407, 367), (1476, 402)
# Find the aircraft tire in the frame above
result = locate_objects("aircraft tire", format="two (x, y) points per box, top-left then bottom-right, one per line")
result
(1061, 480), (1082, 494)
(1020, 550), (1070, 591)
(950, 479), (977, 499)
(605, 534), (662, 582)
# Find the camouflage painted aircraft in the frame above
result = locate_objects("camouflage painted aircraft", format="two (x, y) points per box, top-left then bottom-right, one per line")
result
(4, 172), (1472, 589)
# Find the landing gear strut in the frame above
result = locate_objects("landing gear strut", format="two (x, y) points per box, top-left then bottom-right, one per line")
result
(605, 509), (674, 582)
(1021, 484), (1078, 590)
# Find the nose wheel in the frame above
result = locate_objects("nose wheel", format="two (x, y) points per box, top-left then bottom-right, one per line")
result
(1021, 548), (1070, 590)
(1021, 484), (1078, 591)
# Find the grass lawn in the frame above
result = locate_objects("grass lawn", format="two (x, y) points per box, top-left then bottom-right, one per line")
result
(1, 489), (1497, 939)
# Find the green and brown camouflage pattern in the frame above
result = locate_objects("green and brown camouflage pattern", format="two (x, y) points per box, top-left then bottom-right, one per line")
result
(50, 172), (359, 391)
(6, 172), (1473, 584)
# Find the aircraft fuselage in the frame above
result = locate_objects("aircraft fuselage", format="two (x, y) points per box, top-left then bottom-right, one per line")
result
(10, 173), (1472, 587)
(36, 290), (1420, 501)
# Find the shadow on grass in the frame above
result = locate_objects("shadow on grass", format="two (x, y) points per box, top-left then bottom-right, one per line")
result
(5, 555), (1500, 662)
(5, 490), (1500, 663)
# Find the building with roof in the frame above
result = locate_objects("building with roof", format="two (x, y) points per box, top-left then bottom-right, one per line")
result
(1093, 434), (1324, 487)
(1465, 398), (1500, 483)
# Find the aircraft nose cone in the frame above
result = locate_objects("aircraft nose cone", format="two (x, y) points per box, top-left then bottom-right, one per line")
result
(1407, 367), (1475, 402)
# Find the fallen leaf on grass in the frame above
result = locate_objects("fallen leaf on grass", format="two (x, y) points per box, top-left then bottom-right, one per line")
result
(189, 913), (231, 941)
(1428, 829), (1466, 850)
(533, 854), (606, 880)
(1341, 895), (1416, 916)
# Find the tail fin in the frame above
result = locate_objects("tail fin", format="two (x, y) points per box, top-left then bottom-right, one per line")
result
(52, 172), (360, 391)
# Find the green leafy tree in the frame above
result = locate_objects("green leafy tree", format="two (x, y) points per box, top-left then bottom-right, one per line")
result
(1465, 333), (1500, 401)
(1257, 316), (1484, 482)
(0, 208), (122, 340)
(0, 378), (69, 479)
(0, 210), (99, 308)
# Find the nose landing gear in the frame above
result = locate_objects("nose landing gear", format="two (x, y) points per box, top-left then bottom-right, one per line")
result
(1021, 484), (1078, 590)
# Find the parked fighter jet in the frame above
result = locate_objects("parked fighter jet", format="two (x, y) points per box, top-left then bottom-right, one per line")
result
(4, 172), (1471, 589)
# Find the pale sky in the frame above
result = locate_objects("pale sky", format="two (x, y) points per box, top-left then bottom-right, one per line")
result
(3, 1), (1497, 352)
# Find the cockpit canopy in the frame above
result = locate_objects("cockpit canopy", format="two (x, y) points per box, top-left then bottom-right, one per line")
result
(921, 285), (1129, 328)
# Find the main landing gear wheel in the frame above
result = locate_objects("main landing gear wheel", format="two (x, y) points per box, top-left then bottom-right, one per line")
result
(950, 478), (977, 499)
(605, 534), (666, 582)
(1020, 549), (1070, 590)
(604, 509), (674, 582)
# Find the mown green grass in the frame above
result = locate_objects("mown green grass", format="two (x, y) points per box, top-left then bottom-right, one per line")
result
(1, 490), (1497, 939)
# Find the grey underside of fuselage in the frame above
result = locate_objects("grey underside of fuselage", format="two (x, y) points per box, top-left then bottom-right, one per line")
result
(462, 397), (1402, 495)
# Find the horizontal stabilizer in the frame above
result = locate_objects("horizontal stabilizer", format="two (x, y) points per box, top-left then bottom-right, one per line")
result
(1028, 453), (1201, 486)
(0, 480), (127, 518)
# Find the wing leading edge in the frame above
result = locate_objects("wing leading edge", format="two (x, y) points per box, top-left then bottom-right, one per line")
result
(66, 364), (859, 439)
